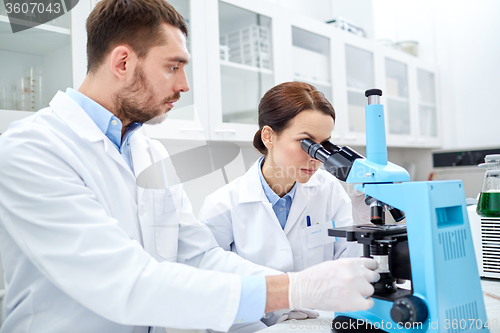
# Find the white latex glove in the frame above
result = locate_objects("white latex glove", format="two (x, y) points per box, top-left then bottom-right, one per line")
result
(350, 188), (371, 226)
(287, 258), (380, 312)
(275, 308), (320, 323)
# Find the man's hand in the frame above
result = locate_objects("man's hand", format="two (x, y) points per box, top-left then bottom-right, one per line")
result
(287, 258), (380, 312)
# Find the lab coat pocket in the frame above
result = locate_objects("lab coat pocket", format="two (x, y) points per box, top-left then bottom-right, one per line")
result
(303, 221), (336, 250)
(153, 190), (179, 261)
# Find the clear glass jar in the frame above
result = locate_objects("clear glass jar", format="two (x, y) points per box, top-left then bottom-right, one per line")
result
(477, 154), (500, 217)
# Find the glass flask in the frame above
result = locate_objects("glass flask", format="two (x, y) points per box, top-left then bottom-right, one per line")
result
(477, 154), (500, 217)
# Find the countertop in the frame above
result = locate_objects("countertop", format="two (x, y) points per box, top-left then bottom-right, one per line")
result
(257, 279), (500, 332)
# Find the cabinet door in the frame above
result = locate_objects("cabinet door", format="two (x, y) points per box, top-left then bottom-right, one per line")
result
(0, 0), (90, 132)
(206, 0), (279, 142)
(385, 57), (411, 137)
(342, 43), (375, 145)
(291, 27), (332, 101)
(416, 68), (440, 146)
(290, 18), (339, 142)
(142, 0), (209, 141)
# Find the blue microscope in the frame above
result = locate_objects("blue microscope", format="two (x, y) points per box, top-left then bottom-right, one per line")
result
(301, 89), (489, 332)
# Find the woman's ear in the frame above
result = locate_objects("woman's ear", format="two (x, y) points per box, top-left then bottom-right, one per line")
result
(261, 125), (274, 150)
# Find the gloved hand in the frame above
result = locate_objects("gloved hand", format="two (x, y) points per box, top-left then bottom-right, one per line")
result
(275, 308), (320, 323)
(350, 188), (371, 226)
(287, 258), (380, 312)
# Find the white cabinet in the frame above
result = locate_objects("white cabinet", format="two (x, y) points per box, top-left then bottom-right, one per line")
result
(142, 0), (209, 141)
(417, 67), (439, 146)
(205, 0), (284, 142)
(160, 0), (442, 147)
(1, 0), (441, 148)
(380, 46), (440, 148)
(286, 11), (337, 139)
(291, 27), (332, 101)
(341, 42), (376, 145)
(0, 0), (90, 133)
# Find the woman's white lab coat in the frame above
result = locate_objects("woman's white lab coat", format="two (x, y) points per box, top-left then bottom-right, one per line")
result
(0, 92), (279, 333)
(198, 160), (360, 274)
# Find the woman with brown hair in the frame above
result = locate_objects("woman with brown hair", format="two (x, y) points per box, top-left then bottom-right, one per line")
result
(199, 81), (362, 331)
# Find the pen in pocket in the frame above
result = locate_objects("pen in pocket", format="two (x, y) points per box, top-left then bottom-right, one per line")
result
(306, 215), (311, 227)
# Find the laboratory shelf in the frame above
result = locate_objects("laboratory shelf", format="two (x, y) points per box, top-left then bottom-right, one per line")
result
(220, 60), (273, 75)
(386, 95), (409, 103)
(293, 75), (331, 88)
(419, 101), (436, 108)
(347, 87), (368, 95)
(0, 15), (70, 56)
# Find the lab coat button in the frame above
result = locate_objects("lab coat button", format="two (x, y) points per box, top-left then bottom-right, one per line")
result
(138, 206), (146, 216)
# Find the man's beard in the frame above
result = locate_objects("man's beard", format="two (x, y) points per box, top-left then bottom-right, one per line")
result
(114, 65), (180, 125)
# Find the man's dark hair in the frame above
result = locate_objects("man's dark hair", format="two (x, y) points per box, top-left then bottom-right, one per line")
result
(86, 0), (188, 73)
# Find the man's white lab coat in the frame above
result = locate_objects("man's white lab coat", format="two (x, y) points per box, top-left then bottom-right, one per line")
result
(0, 92), (279, 333)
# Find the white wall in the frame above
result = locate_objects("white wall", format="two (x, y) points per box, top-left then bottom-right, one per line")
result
(373, 0), (500, 150)
(434, 0), (500, 149)
(372, 0), (436, 63)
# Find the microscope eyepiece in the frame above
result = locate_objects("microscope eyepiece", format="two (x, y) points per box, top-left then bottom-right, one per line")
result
(365, 89), (383, 97)
(300, 138), (363, 182)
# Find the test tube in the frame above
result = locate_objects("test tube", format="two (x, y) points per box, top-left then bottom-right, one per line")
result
(11, 81), (17, 110)
(1, 86), (6, 109)
(37, 67), (43, 110)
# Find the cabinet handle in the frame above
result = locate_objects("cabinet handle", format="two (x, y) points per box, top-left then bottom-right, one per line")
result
(214, 129), (237, 134)
(344, 135), (357, 141)
(180, 128), (204, 132)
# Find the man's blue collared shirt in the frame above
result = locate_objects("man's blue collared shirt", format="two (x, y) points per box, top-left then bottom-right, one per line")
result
(65, 88), (142, 171)
(258, 157), (297, 229)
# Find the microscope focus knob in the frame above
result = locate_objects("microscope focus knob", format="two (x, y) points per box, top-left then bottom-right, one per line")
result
(390, 296), (428, 324)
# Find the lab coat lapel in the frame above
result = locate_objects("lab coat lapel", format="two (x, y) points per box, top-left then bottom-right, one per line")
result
(130, 132), (152, 177)
(238, 161), (266, 203)
(102, 139), (136, 178)
(49, 91), (105, 143)
(130, 135), (156, 254)
(283, 175), (322, 235)
(49, 91), (134, 178)
(239, 161), (283, 230)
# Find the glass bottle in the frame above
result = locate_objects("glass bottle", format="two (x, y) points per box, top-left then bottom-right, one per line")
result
(477, 154), (500, 217)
